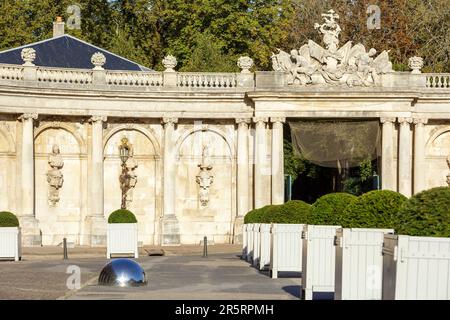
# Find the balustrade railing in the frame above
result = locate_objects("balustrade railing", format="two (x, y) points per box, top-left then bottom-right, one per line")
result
(0, 64), (23, 81)
(177, 72), (237, 88)
(37, 67), (92, 84)
(426, 74), (450, 88)
(106, 71), (163, 87)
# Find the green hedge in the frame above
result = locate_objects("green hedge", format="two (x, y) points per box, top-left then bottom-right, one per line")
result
(310, 193), (357, 225)
(244, 200), (310, 224)
(0, 211), (19, 227)
(396, 187), (450, 237)
(341, 190), (407, 229)
(108, 209), (137, 223)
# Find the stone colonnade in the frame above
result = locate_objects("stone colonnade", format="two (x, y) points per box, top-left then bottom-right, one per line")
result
(17, 113), (428, 245)
(381, 117), (429, 197)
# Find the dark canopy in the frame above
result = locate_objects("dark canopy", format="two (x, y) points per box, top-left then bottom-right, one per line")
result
(0, 35), (150, 71)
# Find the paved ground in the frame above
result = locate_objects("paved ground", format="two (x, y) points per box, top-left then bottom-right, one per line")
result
(0, 246), (302, 300)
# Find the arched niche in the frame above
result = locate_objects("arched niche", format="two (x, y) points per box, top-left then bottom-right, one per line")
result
(0, 125), (16, 212)
(34, 126), (85, 245)
(103, 127), (161, 245)
(176, 128), (236, 245)
(424, 127), (450, 189)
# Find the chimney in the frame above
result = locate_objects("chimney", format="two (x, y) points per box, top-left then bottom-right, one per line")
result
(53, 16), (65, 38)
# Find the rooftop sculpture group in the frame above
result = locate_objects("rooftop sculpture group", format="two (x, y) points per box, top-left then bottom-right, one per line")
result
(271, 9), (394, 87)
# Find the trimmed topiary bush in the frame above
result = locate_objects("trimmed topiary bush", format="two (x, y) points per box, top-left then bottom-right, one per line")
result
(261, 200), (310, 224)
(244, 205), (272, 224)
(395, 187), (450, 237)
(0, 211), (19, 227)
(341, 190), (407, 229)
(310, 193), (357, 225)
(108, 209), (137, 224)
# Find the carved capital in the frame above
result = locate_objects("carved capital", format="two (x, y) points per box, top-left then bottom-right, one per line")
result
(18, 113), (38, 121)
(162, 117), (178, 125)
(413, 118), (428, 125)
(235, 118), (251, 125)
(398, 117), (413, 125)
(252, 117), (268, 124)
(89, 115), (107, 123)
(270, 117), (286, 124)
(380, 117), (396, 124)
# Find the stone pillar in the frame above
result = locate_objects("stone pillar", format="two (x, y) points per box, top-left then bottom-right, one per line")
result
(161, 117), (180, 245)
(398, 117), (413, 197)
(18, 113), (41, 246)
(234, 118), (250, 243)
(380, 117), (396, 191)
(271, 117), (285, 204)
(413, 118), (428, 194)
(253, 117), (269, 209)
(88, 115), (107, 245)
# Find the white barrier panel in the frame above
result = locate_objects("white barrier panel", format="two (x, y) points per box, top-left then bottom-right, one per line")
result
(334, 228), (394, 300)
(246, 224), (254, 263)
(242, 224), (248, 260)
(382, 234), (450, 300)
(270, 224), (304, 279)
(107, 223), (139, 259)
(0, 227), (21, 261)
(259, 224), (272, 270)
(302, 225), (341, 300)
(252, 223), (261, 267)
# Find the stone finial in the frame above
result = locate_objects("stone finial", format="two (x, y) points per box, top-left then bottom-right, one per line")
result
(162, 55), (177, 72)
(237, 56), (254, 73)
(409, 56), (424, 74)
(91, 52), (106, 70)
(21, 48), (36, 66)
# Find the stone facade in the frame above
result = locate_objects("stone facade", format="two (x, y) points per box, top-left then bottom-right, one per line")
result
(1, 11), (450, 247)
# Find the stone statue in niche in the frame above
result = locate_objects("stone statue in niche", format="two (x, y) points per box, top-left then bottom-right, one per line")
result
(119, 137), (138, 209)
(271, 9), (394, 87)
(47, 145), (64, 206)
(196, 145), (214, 207)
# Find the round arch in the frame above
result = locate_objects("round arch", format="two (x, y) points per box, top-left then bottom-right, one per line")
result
(426, 126), (450, 151)
(34, 123), (86, 154)
(175, 127), (235, 158)
(103, 124), (161, 155)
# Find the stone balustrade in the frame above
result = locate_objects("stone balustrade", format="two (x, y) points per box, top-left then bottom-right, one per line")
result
(426, 74), (450, 88)
(1, 62), (450, 91)
(177, 72), (237, 88)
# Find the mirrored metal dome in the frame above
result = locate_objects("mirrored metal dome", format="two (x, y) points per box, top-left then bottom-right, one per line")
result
(98, 258), (147, 287)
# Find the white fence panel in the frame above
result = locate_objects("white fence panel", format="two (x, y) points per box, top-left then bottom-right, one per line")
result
(259, 224), (271, 270)
(0, 227), (21, 261)
(246, 224), (255, 263)
(107, 223), (139, 259)
(335, 228), (394, 300)
(242, 224), (248, 260)
(252, 224), (261, 267)
(270, 224), (304, 279)
(382, 234), (450, 300)
(302, 225), (341, 300)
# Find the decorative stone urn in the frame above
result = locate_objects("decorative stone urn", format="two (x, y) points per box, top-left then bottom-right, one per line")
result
(238, 56), (254, 73)
(91, 52), (106, 70)
(162, 55), (177, 72)
(21, 48), (36, 66)
(408, 56), (424, 74)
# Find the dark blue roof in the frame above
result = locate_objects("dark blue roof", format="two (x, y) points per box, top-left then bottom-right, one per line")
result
(0, 35), (150, 71)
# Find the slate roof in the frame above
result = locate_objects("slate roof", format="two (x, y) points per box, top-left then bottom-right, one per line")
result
(0, 34), (151, 71)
